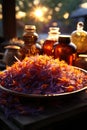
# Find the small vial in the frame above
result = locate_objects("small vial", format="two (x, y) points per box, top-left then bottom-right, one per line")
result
(43, 27), (60, 57)
(21, 25), (39, 59)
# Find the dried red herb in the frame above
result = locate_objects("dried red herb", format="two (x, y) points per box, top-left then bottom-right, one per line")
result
(0, 55), (87, 94)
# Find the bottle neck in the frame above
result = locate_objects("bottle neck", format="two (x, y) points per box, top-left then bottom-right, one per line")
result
(47, 32), (59, 41)
(77, 25), (83, 32)
(47, 27), (60, 41)
(24, 25), (37, 34)
(24, 29), (36, 33)
(76, 22), (84, 32)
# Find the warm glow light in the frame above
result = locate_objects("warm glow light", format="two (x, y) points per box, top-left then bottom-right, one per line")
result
(0, 14), (2, 19)
(18, 1), (24, 8)
(63, 12), (69, 19)
(33, 0), (40, 5)
(55, 7), (60, 12)
(48, 15), (52, 20)
(34, 8), (43, 18)
(52, 22), (58, 26)
(80, 2), (87, 8)
(16, 6), (20, 11)
(57, 2), (62, 7)
(0, 4), (2, 19)
(30, 6), (50, 22)
(16, 11), (26, 19)
(0, 4), (2, 13)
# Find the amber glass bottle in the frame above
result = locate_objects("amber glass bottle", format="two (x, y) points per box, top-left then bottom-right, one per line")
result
(54, 35), (77, 65)
(43, 27), (60, 57)
(21, 25), (39, 59)
(71, 21), (87, 54)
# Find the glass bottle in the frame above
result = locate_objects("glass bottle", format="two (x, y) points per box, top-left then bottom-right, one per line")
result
(74, 54), (87, 70)
(54, 35), (77, 65)
(42, 27), (60, 57)
(21, 25), (39, 59)
(71, 21), (87, 54)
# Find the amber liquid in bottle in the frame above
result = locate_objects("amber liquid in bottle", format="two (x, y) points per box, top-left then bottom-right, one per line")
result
(43, 39), (58, 56)
(21, 25), (39, 59)
(43, 27), (60, 57)
(23, 31), (38, 45)
(54, 35), (77, 65)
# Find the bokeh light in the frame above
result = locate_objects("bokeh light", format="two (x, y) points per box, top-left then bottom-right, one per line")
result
(63, 12), (69, 19)
(30, 6), (51, 22)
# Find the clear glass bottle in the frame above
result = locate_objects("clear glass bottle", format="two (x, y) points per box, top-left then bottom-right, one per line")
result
(21, 25), (39, 59)
(71, 21), (87, 54)
(54, 35), (77, 65)
(42, 27), (60, 57)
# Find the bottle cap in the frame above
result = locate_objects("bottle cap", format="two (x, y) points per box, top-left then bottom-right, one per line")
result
(25, 25), (36, 30)
(77, 21), (84, 27)
(58, 35), (71, 44)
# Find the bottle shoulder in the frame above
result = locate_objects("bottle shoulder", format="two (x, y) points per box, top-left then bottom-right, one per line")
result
(69, 42), (77, 51)
(23, 32), (38, 36)
(71, 30), (87, 36)
(54, 41), (77, 52)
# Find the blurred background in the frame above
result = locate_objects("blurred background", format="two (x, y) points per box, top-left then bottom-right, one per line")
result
(0, 0), (87, 70)
(0, 0), (87, 40)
